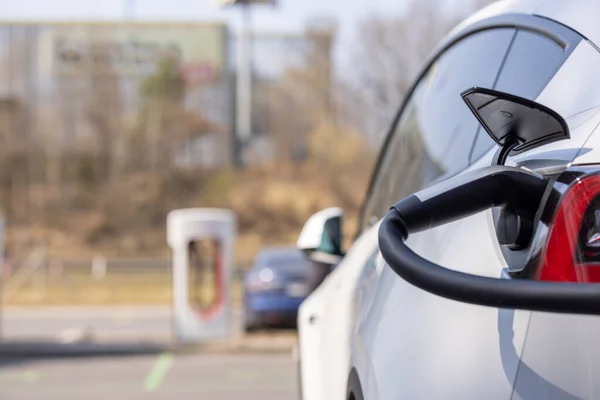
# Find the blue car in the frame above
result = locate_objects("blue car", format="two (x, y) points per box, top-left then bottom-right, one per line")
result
(243, 247), (311, 331)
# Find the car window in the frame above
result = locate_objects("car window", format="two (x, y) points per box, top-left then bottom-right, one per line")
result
(270, 260), (309, 275)
(362, 28), (515, 228)
(257, 251), (305, 268)
(469, 30), (568, 163)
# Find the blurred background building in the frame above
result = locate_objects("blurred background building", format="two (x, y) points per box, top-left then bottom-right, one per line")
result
(0, 16), (344, 270)
(0, 1), (497, 397)
(0, 0), (494, 304)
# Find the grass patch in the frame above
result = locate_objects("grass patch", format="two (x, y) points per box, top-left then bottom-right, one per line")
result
(3, 271), (243, 306)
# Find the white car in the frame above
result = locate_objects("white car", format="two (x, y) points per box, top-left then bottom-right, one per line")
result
(297, 0), (600, 399)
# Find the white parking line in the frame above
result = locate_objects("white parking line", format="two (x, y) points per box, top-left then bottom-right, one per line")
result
(143, 352), (174, 392)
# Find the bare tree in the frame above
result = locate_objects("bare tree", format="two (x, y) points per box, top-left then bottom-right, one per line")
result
(137, 57), (223, 171)
(256, 22), (337, 165)
(343, 0), (497, 145)
(85, 37), (123, 183)
(0, 26), (40, 220)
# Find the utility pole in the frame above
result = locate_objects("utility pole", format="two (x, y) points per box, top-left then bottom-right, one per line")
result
(218, 0), (276, 167)
(235, 2), (253, 167)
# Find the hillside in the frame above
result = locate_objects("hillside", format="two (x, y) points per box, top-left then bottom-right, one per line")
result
(6, 127), (377, 267)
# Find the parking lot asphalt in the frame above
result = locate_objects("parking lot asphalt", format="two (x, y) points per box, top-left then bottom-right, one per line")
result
(0, 352), (299, 400)
(0, 305), (300, 398)
(0, 305), (298, 354)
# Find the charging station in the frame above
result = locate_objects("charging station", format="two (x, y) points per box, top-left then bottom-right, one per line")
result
(167, 208), (236, 343)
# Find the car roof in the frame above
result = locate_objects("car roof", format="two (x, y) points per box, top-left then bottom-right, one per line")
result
(256, 246), (303, 259)
(425, 0), (600, 165)
(448, 0), (600, 51)
(535, 1), (600, 49)
(253, 246), (308, 273)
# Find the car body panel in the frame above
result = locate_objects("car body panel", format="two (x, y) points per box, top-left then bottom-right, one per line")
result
(353, 148), (532, 399)
(297, 223), (379, 400)
(450, 0), (600, 54)
(300, 2), (600, 399)
(510, 312), (600, 400)
(351, 6), (600, 400)
(245, 293), (305, 312)
(510, 40), (600, 169)
(243, 247), (310, 328)
(445, 0), (544, 48)
(535, 0), (600, 50)
(498, 38), (600, 169)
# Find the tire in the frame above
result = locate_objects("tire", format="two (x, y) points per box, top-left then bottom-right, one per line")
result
(243, 308), (259, 333)
(297, 342), (303, 400)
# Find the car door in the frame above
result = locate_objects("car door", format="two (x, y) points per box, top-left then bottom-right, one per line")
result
(494, 29), (600, 400)
(352, 24), (518, 339)
(351, 25), (519, 399)
(352, 16), (591, 400)
(298, 222), (380, 400)
(432, 25), (600, 400)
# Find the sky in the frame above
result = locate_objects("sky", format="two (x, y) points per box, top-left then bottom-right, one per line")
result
(0, 0), (474, 35)
(0, 0), (410, 34)
(0, 0), (476, 78)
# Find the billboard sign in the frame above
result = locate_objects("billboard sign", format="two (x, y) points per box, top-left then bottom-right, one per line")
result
(37, 23), (226, 84)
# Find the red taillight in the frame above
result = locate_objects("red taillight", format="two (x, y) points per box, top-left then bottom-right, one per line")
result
(537, 174), (600, 282)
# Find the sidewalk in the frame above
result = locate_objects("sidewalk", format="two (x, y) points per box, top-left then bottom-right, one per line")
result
(0, 333), (298, 356)
(0, 305), (298, 356)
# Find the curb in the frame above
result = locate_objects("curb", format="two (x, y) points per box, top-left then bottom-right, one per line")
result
(0, 338), (297, 357)
(0, 342), (167, 357)
(173, 341), (297, 355)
